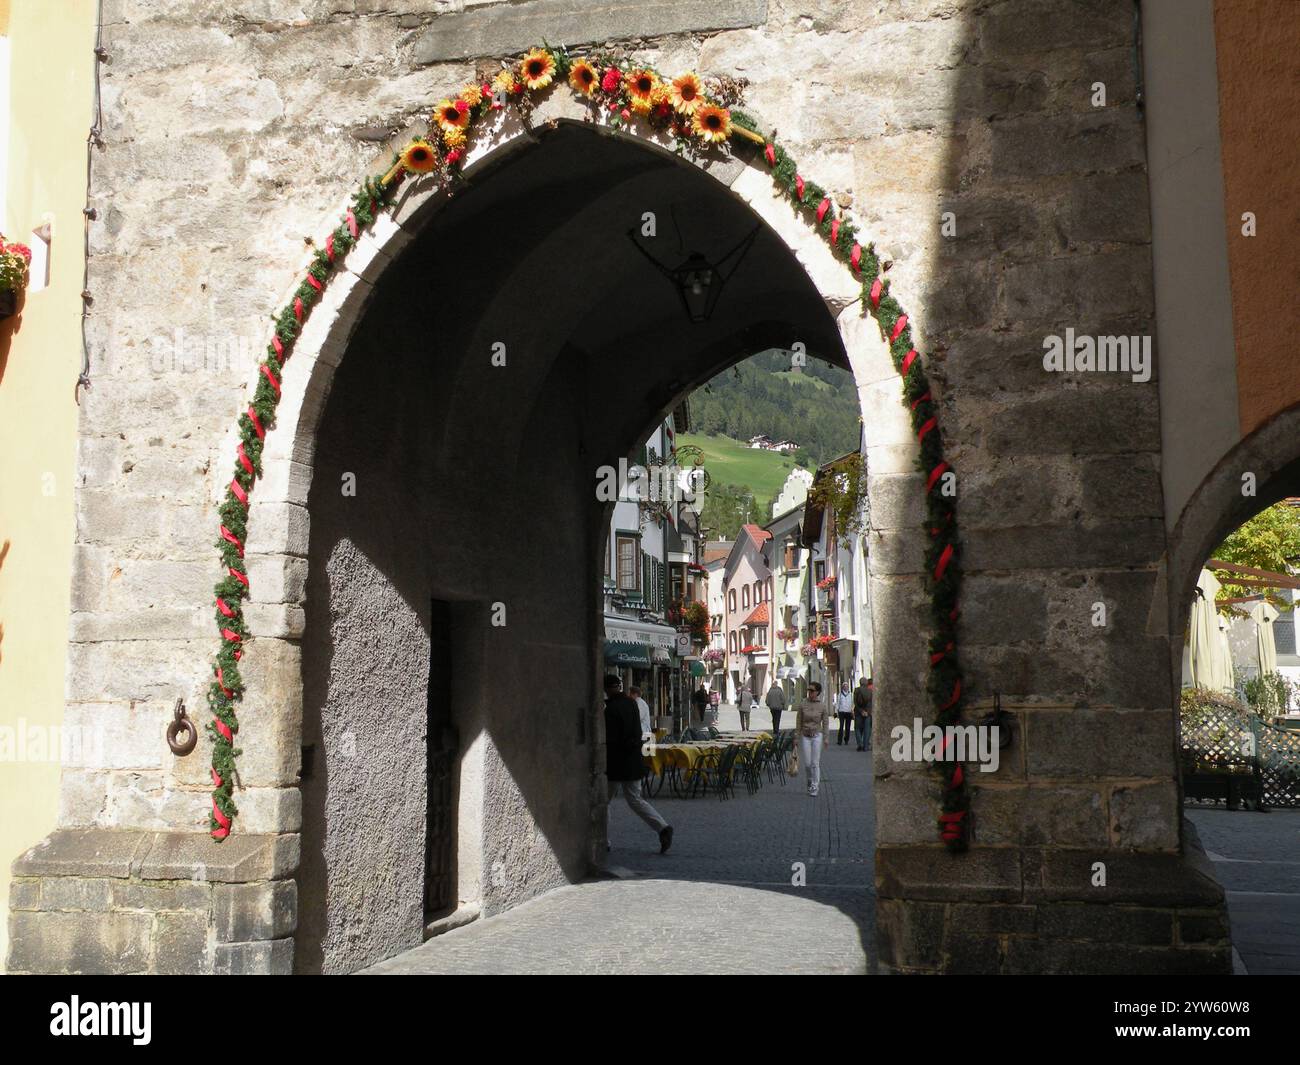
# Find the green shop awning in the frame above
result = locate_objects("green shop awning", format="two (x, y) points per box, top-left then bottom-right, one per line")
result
(604, 641), (651, 667)
(689, 661), (706, 677)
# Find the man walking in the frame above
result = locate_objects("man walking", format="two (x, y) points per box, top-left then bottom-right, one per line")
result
(691, 682), (710, 726)
(765, 680), (787, 733)
(854, 677), (873, 751)
(629, 684), (652, 739)
(604, 675), (672, 853)
(737, 682), (752, 730)
(835, 681), (853, 745)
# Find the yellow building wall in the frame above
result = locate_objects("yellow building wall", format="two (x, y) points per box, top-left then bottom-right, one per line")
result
(0, 0), (96, 968)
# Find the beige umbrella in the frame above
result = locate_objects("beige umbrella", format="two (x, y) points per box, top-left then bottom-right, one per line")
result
(1251, 600), (1279, 676)
(1215, 611), (1236, 692)
(1188, 569), (1223, 690)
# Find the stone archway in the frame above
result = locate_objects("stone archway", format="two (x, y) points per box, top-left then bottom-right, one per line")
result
(258, 98), (921, 972)
(1166, 400), (1300, 691)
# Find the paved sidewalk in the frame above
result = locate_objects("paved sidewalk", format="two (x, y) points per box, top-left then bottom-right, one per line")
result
(1186, 806), (1300, 975)
(365, 735), (877, 974)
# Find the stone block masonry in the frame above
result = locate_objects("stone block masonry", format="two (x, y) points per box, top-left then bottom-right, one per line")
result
(7, 830), (297, 974)
(4, 0), (1233, 974)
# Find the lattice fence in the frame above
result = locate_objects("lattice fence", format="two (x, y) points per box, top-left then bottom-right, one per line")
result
(1180, 695), (1300, 808)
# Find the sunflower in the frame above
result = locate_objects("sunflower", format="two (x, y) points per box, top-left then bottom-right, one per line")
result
(520, 48), (556, 90)
(630, 93), (654, 116)
(435, 98), (469, 134)
(568, 58), (598, 96)
(670, 72), (704, 115)
(460, 83), (483, 107)
(692, 104), (732, 144)
(442, 126), (466, 149)
(400, 140), (438, 173)
(624, 69), (659, 106)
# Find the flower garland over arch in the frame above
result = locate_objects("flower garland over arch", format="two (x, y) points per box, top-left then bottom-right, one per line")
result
(205, 45), (968, 849)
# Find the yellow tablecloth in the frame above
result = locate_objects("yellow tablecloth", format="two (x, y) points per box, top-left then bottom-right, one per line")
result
(642, 734), (772, 777)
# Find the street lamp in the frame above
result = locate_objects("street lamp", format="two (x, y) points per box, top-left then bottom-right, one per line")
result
(627, 225), (761, 325)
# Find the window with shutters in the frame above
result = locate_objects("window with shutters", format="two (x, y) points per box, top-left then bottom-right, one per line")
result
(616, 534), (640, 591)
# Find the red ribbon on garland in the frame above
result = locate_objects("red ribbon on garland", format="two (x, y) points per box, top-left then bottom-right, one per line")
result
(934, 543), (954, 582)
(900, 348), (917, 374)
(816, 198), (830, 224)
(890, 314), (908, 342)
(261, 364), (281, 396)
(870, 277), (882, 308)
(219, 526), (244, 557)
(926, 462), (949, 493)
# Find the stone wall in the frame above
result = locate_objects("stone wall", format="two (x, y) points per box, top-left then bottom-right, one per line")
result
(8, 0), (1232, 973)
(8, 829), (297, 974)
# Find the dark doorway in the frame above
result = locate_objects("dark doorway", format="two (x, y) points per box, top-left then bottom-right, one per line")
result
(425, 598), (458, 918)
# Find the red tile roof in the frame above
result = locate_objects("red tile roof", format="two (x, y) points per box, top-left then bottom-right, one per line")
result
(743, 602), (770, 626)
(742, 523), (772, 549)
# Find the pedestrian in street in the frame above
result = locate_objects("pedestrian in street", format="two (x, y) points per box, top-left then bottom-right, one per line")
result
(628, 685), (652, 741)
(604, 675), (672, 853)
(835, 681), (853, 745)
(691, 682), (709, 726)
(796, 682), (829, 796)
(854, 677), (873, 751)
(737, 683), (752, 730)
(765, 680), (787, 734)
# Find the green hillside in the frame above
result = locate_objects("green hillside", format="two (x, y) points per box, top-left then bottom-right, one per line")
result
(681, 349), (860, 540)
(679, 432), (795, 504)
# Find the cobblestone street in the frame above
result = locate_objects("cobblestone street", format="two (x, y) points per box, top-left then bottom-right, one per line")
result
(366, 711), (876, 974)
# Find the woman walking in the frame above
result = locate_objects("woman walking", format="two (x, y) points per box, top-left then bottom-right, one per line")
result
(796, 682), (829, 796)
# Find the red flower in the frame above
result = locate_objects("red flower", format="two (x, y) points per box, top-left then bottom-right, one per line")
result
(454, 99), (469, 114)
(446, 149), (463, 165)
(481, 82), (492, 97)
(8, 243), (30, 263)
(620, 108), (631, 120)
(601, 67), (621, 93)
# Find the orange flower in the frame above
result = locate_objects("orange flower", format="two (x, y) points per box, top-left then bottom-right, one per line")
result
(692, 104), (731, 144)
(568, 58), (598, 96)
(400, 140), (437, 173)
(670, 72), (704, 115)
(625, 69), (659, 105)
(442, 126), (466, 149)
(520, 48), (556, 90)
(435, 98), (469, 134)
(460, 83), (483, 107)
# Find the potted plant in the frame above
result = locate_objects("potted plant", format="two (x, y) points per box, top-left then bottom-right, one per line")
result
(0, 237), (31, 319)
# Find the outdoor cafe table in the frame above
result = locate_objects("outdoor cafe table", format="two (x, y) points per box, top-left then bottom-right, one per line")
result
(642, 733), (772, 778)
